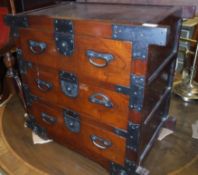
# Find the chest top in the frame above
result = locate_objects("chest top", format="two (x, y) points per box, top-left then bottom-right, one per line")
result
(24, 2), (180, 24)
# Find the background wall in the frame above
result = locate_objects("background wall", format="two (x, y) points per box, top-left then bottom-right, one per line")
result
(78, 0), (198, 16)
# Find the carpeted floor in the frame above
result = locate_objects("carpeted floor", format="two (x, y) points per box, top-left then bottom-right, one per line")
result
(0, 167), (7, 175)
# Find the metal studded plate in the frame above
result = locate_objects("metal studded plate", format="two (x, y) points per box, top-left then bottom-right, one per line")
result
(4, 15), (29, 37)
(54, 19), (74, 56)
(112, 25), (169, 60)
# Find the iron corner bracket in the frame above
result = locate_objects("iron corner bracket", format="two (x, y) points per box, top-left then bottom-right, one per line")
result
(116, 74), (145, 112)
(111, 160), (138, 175)
(25, 115), (48, 140)
(114, 122), (140, 152)
(112, 24), (169, 60)
(4, 15), (29, 38)
(23, 84), (38, 107)
(16, 49), (32, 75)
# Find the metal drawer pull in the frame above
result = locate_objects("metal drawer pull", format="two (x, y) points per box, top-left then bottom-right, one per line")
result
(28, 40), (47, 54)
(86, 50), (114, 68)
(91, 135), (112, 150)
(41, 112), (57, 125)
(36, 79), (53, 92)
(89, 93), (113, 108)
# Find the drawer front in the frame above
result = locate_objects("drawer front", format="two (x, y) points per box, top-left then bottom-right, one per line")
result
(29, 101), (126, 165)
(74, 36), (132, 87)
(19, 29), (132, 86)
(19, 29), (78, 71)
(23, 66), (129, 130)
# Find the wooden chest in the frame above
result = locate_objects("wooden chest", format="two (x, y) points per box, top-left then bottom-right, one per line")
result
(5, 2), (182, 174)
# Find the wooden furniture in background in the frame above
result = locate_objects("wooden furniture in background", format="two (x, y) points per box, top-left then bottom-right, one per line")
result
(0, 7), (11, 106)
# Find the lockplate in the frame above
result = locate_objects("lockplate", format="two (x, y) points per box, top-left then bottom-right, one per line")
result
(59, 71), (78, 98)
(112, 25), (169, 60)
(63, 109), (80, 133)
(54, 19), (74, 56)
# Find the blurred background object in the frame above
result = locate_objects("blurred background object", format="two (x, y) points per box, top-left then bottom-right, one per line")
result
(174, 17), (198, 102)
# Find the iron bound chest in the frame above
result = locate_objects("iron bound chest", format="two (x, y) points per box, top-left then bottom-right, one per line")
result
(5, 2), (182, 175)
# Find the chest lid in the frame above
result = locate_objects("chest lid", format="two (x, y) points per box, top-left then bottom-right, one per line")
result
(21, 2), (181, 24)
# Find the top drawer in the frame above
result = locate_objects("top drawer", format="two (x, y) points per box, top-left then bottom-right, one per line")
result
(19, 29), (132, 87)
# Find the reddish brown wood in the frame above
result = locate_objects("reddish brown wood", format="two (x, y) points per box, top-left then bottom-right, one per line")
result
(19, 29), (132, 86)
(10, 2), (182, 173)
(29, 101), (127, 166)
(22, 64), (129, 130)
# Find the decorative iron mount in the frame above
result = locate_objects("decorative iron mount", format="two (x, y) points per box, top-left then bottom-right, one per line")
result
(116, 74), (145, 112)
(23, 84), (38, 107)
(112, 25), (169, 60)
(114, 122), (140, 152)
(4, 15), (28, 37)
(111, 160), (138, 175)
(25, 115), (48, 140)
(16, 49), (32, 75)
(54, 19), (74, 56)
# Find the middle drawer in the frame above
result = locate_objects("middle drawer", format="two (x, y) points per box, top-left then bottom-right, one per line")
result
(22, 66), (129, 130)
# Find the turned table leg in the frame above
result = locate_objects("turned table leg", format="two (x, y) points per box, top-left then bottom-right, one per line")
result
(0, 52), (26, 109)
(0, 53), (11, 107)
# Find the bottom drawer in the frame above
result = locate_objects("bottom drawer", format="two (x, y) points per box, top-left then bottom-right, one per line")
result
(28, 101), (126, 165)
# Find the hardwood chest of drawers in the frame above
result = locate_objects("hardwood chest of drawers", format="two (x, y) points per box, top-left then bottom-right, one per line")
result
(5, 2), (182, 174)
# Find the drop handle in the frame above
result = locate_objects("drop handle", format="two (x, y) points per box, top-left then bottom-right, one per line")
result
(86, 50), (114, 68)
(41, 112), (57, 125)
(35, 79), (53, 92)
(90, 135), (112, 150)
(28, 40), (47, 54)
(89, 93), (113, 108)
